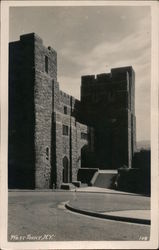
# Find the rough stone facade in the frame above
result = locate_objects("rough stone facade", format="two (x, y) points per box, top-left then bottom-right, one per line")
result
(8, 33), (136, 189)
(80, 67), (136, 169)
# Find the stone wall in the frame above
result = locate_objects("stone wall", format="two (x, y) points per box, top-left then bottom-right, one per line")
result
(9, 33), (58, 189)
(8, 35), (35, 188)
(81, 66), (136, 169)
(9, 33), (136, 190)
(77, 168), (99, 184)
(34, 33), (57, 188)
(52, 85), (92, 188)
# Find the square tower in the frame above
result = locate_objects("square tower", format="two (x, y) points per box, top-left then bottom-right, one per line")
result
(9, 33), (57, 188)
(80, 66), (136, 169)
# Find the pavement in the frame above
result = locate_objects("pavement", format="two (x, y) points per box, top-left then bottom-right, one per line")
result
(8, 191), (150, 241)
(8, 186), (150, 225)
(65, 186), (151, 225)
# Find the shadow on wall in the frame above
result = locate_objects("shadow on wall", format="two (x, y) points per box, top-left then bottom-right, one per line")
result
(115, 150), (151, 196)
(8, 164), (35, 189)
(81, 145), (96, 168)
(77, 168), (99, 185)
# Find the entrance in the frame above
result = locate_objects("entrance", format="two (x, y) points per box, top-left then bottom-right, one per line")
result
(81, 145), (88, 168)
(63, 156), (69, 183)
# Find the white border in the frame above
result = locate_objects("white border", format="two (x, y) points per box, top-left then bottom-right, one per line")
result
(1, 1), (158, 249)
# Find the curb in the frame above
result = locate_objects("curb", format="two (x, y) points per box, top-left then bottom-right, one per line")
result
(8, 189), (150, 197)
(8, 189), (76, 192)
(75, 190), (142, 197)
(76, 190), (150, 197)
(65, 203), (151, 225)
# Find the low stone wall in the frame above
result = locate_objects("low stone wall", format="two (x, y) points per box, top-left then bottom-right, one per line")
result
(92, 172), (117, 189)
(116, 168), (150, 195)
(77, 168), (99, 185)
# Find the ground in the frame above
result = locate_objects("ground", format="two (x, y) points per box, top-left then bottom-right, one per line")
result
(8, 191), (150, 241)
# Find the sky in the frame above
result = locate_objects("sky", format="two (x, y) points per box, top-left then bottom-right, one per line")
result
(9, 6), (151, 142)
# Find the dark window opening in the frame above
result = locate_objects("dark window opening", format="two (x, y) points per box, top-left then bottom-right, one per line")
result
(63, 125), (69, 136)
(108, 91), (115, 102)
(81, 132), (88, 140)
(63, 156), (69, 183)
(64, 106), (67, 114)
(45, 56), (48, 73)
(46, 147), (49, 160)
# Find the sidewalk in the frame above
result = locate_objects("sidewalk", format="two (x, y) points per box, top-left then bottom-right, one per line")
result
(75, 186), (141, 195)
(65, 186), (151, 225)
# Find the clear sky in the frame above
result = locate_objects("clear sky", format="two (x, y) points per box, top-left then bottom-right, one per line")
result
(9, 6), (151, 142)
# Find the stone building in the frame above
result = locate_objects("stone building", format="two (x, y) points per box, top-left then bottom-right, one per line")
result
(8, 33), (136, 189)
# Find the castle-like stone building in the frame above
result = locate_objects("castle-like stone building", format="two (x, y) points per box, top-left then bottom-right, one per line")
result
(8, 33), (136, 189)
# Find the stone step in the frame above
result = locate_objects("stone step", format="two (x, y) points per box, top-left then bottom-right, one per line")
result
(60, 183), (75, 190)
(92, 172), (117, 189)
(80, 183), (88, 187)
(99, 170), (118, 174)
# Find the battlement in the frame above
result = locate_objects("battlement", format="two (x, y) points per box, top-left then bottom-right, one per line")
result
(81, 74), (111, 85)
(20, 32), (43, 44)
(60, 90), (71, 105)
(96, 73), (111, 82)
(111, 66), (135, 79)
(9, 33), (136, 189)
(19, 32), (57, 55)
(60, 90), (71, 99)
(81, 75), (96, 84)
(81, 66), (134, 86)
(59, 90), (80, 109)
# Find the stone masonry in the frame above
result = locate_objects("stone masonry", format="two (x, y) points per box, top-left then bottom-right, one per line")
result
(8, 33), (136, 189)
(80, 67), (136, 169)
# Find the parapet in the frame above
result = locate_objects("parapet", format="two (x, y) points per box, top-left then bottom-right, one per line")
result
(60, 90), (71, 99)
(20, 33), (56, 55)
(81, 75), (96, 85)
(20, 33), (43, 44)
(81, 73), (111, 85)
(81, 66), (135, 89)
(96, 73), (111, 82)
(47, 46), (57, 55)
(60, 90), (71, 105)
(111, 66), (134, 79)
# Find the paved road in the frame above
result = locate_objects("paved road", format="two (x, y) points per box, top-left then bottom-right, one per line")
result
(69, 190), (150, 212)
(8, 191), (150, 241)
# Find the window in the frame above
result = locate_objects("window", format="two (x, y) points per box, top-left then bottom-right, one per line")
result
(45, 56), (48, 73)
(108, 91), (115, 102)
(81, 132), (88, 140)
(64, 106), (67, 114)
(46, 147), (49, 160)
(63, 125), (69, 136)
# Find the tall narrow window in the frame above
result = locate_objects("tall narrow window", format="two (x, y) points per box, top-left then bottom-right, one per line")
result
(46, 147), (49, 160)
(64, 106), (67, 114)
(63, 125), (69, 136)
(81, 132), (88, 140)
(45, 56), (48, 73)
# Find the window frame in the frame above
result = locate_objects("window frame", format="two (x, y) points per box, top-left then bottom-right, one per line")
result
(63, 125), (69, 136)
(45, 55), (48, 73)
(46, 147), (49, 160)
(64, 106), (67, 114)
(81, 132), (88, 140)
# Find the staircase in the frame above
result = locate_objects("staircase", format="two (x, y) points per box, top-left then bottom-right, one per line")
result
(90, 170), (118, 189)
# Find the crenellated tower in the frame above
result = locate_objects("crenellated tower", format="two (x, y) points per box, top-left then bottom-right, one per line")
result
(9, 33), (57, 188)
(80, 66), (136, 169)
(8, 33), (136, 189)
